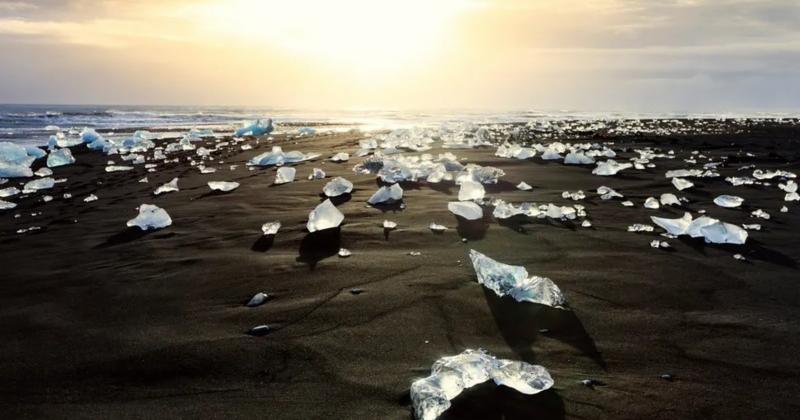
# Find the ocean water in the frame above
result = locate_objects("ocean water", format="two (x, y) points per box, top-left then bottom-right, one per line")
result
(0, 104), (794, 146)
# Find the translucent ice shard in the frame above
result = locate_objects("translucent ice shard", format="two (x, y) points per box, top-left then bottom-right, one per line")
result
(430, 223), (448, 232)
(410, 349), (554, 420)
(127, 204), (172, 230)
(751, 209), (770, 220)
(23, 177), (54, 193)
(592, 159), (632, 176)
(261, 221), (281, 235)
(249, 146), (319, 167)
(307, 199), (344, 232)
(105, 165), (134, 172)
(246, 292), (270, 307)
(651, 212), (693, 236)
(469, 249), (567, 307)
(35, 167), (53, 177)
(383, 220), (397, 229)
(322, 177), (353, 197)
(660, 193), (680, 206)
(458, 179), (485, 201)
(672, 177), (694, 191)
(84, 194), (98, 202)
(448, 201), (483, 220)
(367, 184), (403, 205)
(0, 199), (16, 210)
(308, 168), (326, 180)
(495, 143), (536, 159)
(208, 181), (240, 192)
(154, 178), (179, 195)
(699, 222), (748, 245)
(274, 167), (296, 184)
(644, 197), (660, 209)
(597, 186), (623, 200)
(651, 212), (747, 244)
(234, 118), (273, 137)
(516, 181), (532, 191)
(0, 186), (20, 198)
(713, 195), (743, 208)
(46, 148), (76, 168)
(338, 248), (352, 257)
(564, 152), (595, 165)
(330, 152), (349, 162)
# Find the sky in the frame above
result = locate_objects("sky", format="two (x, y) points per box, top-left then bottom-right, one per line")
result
(0, 0), (798, 112)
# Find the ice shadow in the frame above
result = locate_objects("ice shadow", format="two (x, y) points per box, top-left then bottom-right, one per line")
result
(369, 200), (405, 213)
(94, 227), (152, 248)
(678, 237), (796, 268)
(439, 384), (565, 420)
(296, 227), (341, 269)
(483, 288), (606, 369)
(319, 192), (352, 206)
(485, 180), (523, 194)
(193, 190), (232, 200)
(455, 213), (490, 240)
(251, 235), (275, 252)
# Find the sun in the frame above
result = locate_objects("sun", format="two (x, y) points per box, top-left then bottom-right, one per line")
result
(187, 0), (468, 72)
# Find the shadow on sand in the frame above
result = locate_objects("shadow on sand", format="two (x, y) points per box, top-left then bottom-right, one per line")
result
(440, 384), (565, 420)
(455, 214), (491, 240)
(251, 234), (275, 252)
(297, 227), (341, 269)
(94, 227), (152, 249)
(483, 288), (606, 369)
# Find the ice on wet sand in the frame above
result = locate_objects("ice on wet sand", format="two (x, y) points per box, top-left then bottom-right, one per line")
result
(47, 148), (76, 168)
(713, 195), (744, 208)
(208, 181), (240, 192)
(469, 249), (567, 307)
(274, 167), (296, 184)
(410, 349), (554, 420)
(261, 221), (281, 235)
(323, 177), (353, 197)
(127, 204), (172, 230)
(367, 184), (403, 205)
(307, 199), (344, 232)
(448, 201), (483, 220)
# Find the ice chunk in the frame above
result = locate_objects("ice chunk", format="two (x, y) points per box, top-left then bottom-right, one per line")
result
(458, 179), (485, 201)
(47, 148), (75, 168)
(469, 249), (567, 307)
(261, 221), (281, 235)
(84, 194), (98, 202)
(651, 212), (693, 236)
(80, 128), (101, 143)
(621, 200), (634, 207)
(208, 181), (240, 192)
(249, 146), (319, 167)
(562, 190), (585, 201)
(35, 167), (53, 177)
(628, 224), (654, 232)
(330, 152), (349, 162)
(322, 177), (353, 197)
(430, 223), (448, 232)
(660, 193), (680, 206)
(0, 162), (33, 178)
(786, 192), (800, 202)
(779, 180), (797, 193)
(597, 186), (623, 200)
(154, 178), (179, 195)
(307, 199), (344, 232)
(672, 177), (694, 191)
(338, 248), (352, 258)
(495, 143), (536, 159)
(383, 220), (397, 229)
(564, 152), (595, 165)
(516, 181), (532, 191)
(0, 199), (15, 210)
(448, 201), (483, 220)
(592, 159), (632, 176)
(0, 186), (20, 198)
(713, 195), (743, 208)
(367, 184), (403, 205)
(127, 204), (172, 230)
(700, 222), (748, 245)
(0, 142), (35, 178)
(274, 167), (296, 184)
(105, 165), (134, 172)
(234, 118), (273, 137)
(23, 177), (54, 193)
(644, 197), (660, 209)
(410, 349), (554, 420)
(308, 168), (326, 180)
(751, 209), (770, 220)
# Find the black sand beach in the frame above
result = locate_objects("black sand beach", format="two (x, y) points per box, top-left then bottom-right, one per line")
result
(2, 121), (800, 419)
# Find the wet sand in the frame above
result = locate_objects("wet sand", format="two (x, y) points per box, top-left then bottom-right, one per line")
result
(2, 122), (800, 419)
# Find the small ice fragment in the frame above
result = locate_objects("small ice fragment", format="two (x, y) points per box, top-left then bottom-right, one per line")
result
(651, 212), (693, 236)
(274, 167), (296, 184)
(699, 222), (748, 244)
(660, 193), (680, 206)
(562, 190), (585, 201)
(154, 177), (179, 195)
(126, 204), (172, 230)
(469, 249), (567, 307)
(338, 248), (352, 258)
(650, 240), (669, 249)
(47, 148), (75, 168)
(751, 209), (770, 220)
(0, 186), (20, 198)
(672, 177), (694, 191)
(713, 195), (744, 208)
(458, 179), (485, 201)
(629, 224), (654, 232)
(367, 184), (403, 205)
(139, 176), (148, 183)
(34, 167), (53, 177)
(592, 159), (632, 176)
(84, 194), (98, 202)
(644, 197), (660, 209)
(0, 199), (16, 210)
(308, 167), (326, 180)
(208, 181), (239, 192)
(23, 177), (55, 193)
(581, 220), (592, 228)
(448, 201), (483, 220)
(383, 220), (397, 229)
(261, 221), (281, 236)
(409, 251), (422, 256)
(42, 195), (53, 202)
(780, 205), (788, 213)
(733, 254), (746, 261)
(323, 177), (353, 197)
(430, 223), (448, 232)
(516, 181), (532, 191)
(235, 119), (273, 137)
(247, 325), (271, 336)
(330, 152), (349, 162)
(246, 292), (270, 307)
(597, 186), (623, 200)
(105, 165), (134, 172)
(621, 200), (634, 207)
(307, 199), (344, 232)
